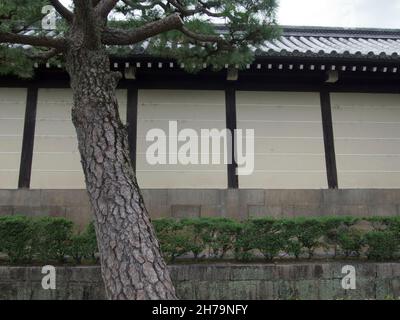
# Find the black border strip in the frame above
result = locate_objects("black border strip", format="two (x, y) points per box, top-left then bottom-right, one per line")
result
(127, 86), (138, 171)
(225, 85), (239, 189)
(18, 86), (38, 189)
(320, 90), (339, 189)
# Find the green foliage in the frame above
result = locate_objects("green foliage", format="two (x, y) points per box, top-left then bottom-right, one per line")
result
(165, 217), (241, 260)
(1, 1), (280, 76)
(34, 217), (73, 263)
(179, 218), (210, 259)
(204, 218), (242, 259)
(148, 1), (280, 72)
(234, 223), (255, 261)
(0, 47), (34, 78)
(0, 216), (34, 263)
(337, 228), (365, 258)
(0, 0), (48, 32)
(365, 231), (399, 261)
(323, 217), (360, 257)
(279, 218), (325, 259)
(236, 218), (285, 261)
(67, 222), (98, 264)
(153, 219), (193, 262)
(1, 216), (400, 264)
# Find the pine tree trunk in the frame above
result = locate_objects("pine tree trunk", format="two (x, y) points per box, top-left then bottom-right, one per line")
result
(65, 47), (177, 300)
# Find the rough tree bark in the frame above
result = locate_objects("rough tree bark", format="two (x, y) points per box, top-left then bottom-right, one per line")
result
(64, 1), (177, 300)
(67, 48), (177, 300)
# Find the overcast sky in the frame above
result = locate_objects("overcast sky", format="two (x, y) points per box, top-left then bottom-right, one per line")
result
(278, 0), (400, 28)
(60, 0), (400, 29)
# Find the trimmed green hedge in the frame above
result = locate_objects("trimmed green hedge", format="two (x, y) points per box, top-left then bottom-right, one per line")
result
(0, 216), (97, 264)
(0, 216), (399, 264)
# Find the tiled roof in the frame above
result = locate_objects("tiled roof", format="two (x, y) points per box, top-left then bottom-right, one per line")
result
(12, 26), (400, 62)
(256, 26), (400, 60)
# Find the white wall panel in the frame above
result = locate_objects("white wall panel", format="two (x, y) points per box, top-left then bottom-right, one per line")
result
(0, 88), (27, 188)
(31, 89), (127, 189)
(237, 91), (327, 189)
(332, 93), (400, 188)
(137, 90), (227, 188)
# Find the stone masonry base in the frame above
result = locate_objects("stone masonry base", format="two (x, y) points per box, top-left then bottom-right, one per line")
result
(0, 263), (399, 300)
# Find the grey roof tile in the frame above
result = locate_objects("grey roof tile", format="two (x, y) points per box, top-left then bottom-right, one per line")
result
(257, 26), (400, 60)
(8, 25), (400, 61)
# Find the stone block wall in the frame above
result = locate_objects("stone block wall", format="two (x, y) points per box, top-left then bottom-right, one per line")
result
(0, 263), (399, 300)
(1, 189), (400, 229)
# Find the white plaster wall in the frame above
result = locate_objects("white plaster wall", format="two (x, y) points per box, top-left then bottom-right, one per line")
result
(31, 88), (127, 189)
(331, 93), (400, 188)
(236, 91), (327, 189)
(137, 90), (227, 188)
(0, 88), (27, 188)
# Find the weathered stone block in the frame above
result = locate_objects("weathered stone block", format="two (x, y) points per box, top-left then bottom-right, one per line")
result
(147, 205), (171, 219)
(200, 205), (224, 218)
(168, 189), (221, 206)
(281, 205), (323, 218)
(367, 205), (398, 217)
(0, 189), (41, 207)
(141, 189), (168, 206)
(222, 189), (242, 220)
(0, 206), (13, 216)
(40, 190), (90, 207)
(239, 189), (265, 206)
(265, 190), (322, 206)
(248, 205), (283, 218)
(322, 189), (369, 206)
(65, 207), (93, 231)
(12, 206), (66, 217)
(255, 281), (274, 300)
(324, 205), (369, 217)
(171, 205), (200, 218)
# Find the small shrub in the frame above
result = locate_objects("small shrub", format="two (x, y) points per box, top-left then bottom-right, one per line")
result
(297, 218), (330, 258)
(234, 223), (255, 261)
(67, 222), (98, 264)
(280, 218), (327, 259)
(278, 219), (302, 259)
(154, 219), (193, 262)
(84, 222), (99, 262)
(34, 217), (73, 263)
(0, 216), (34, 263)
(180, 218), (210, 259)
(68, 234), (90, 264)
(337, 228), (365, 258)
(247, 218), (286, 261)
(323, 217), (358, 257)
(201, 218), (241, 259)
(386, 217), (400, 239)
(365, 231), (399, 261)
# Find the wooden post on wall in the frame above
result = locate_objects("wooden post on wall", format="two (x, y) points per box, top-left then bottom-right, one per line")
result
(18, 86), (38, 188)
(127, 86), (138, 171)
(225, 85), (239, 189)
(320, 90), (339, 189)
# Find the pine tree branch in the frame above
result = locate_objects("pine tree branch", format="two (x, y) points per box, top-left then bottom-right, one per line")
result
(28, 48), (60, 61)
(102, 13), (183, 45)
(121, 0), (170, 12)
(179, 26), (232, 49)
(0, 32), (66, 50)
(50, 0), (74, 23)
(95, 0), (119, 18)
(166, 0), (225, 18)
